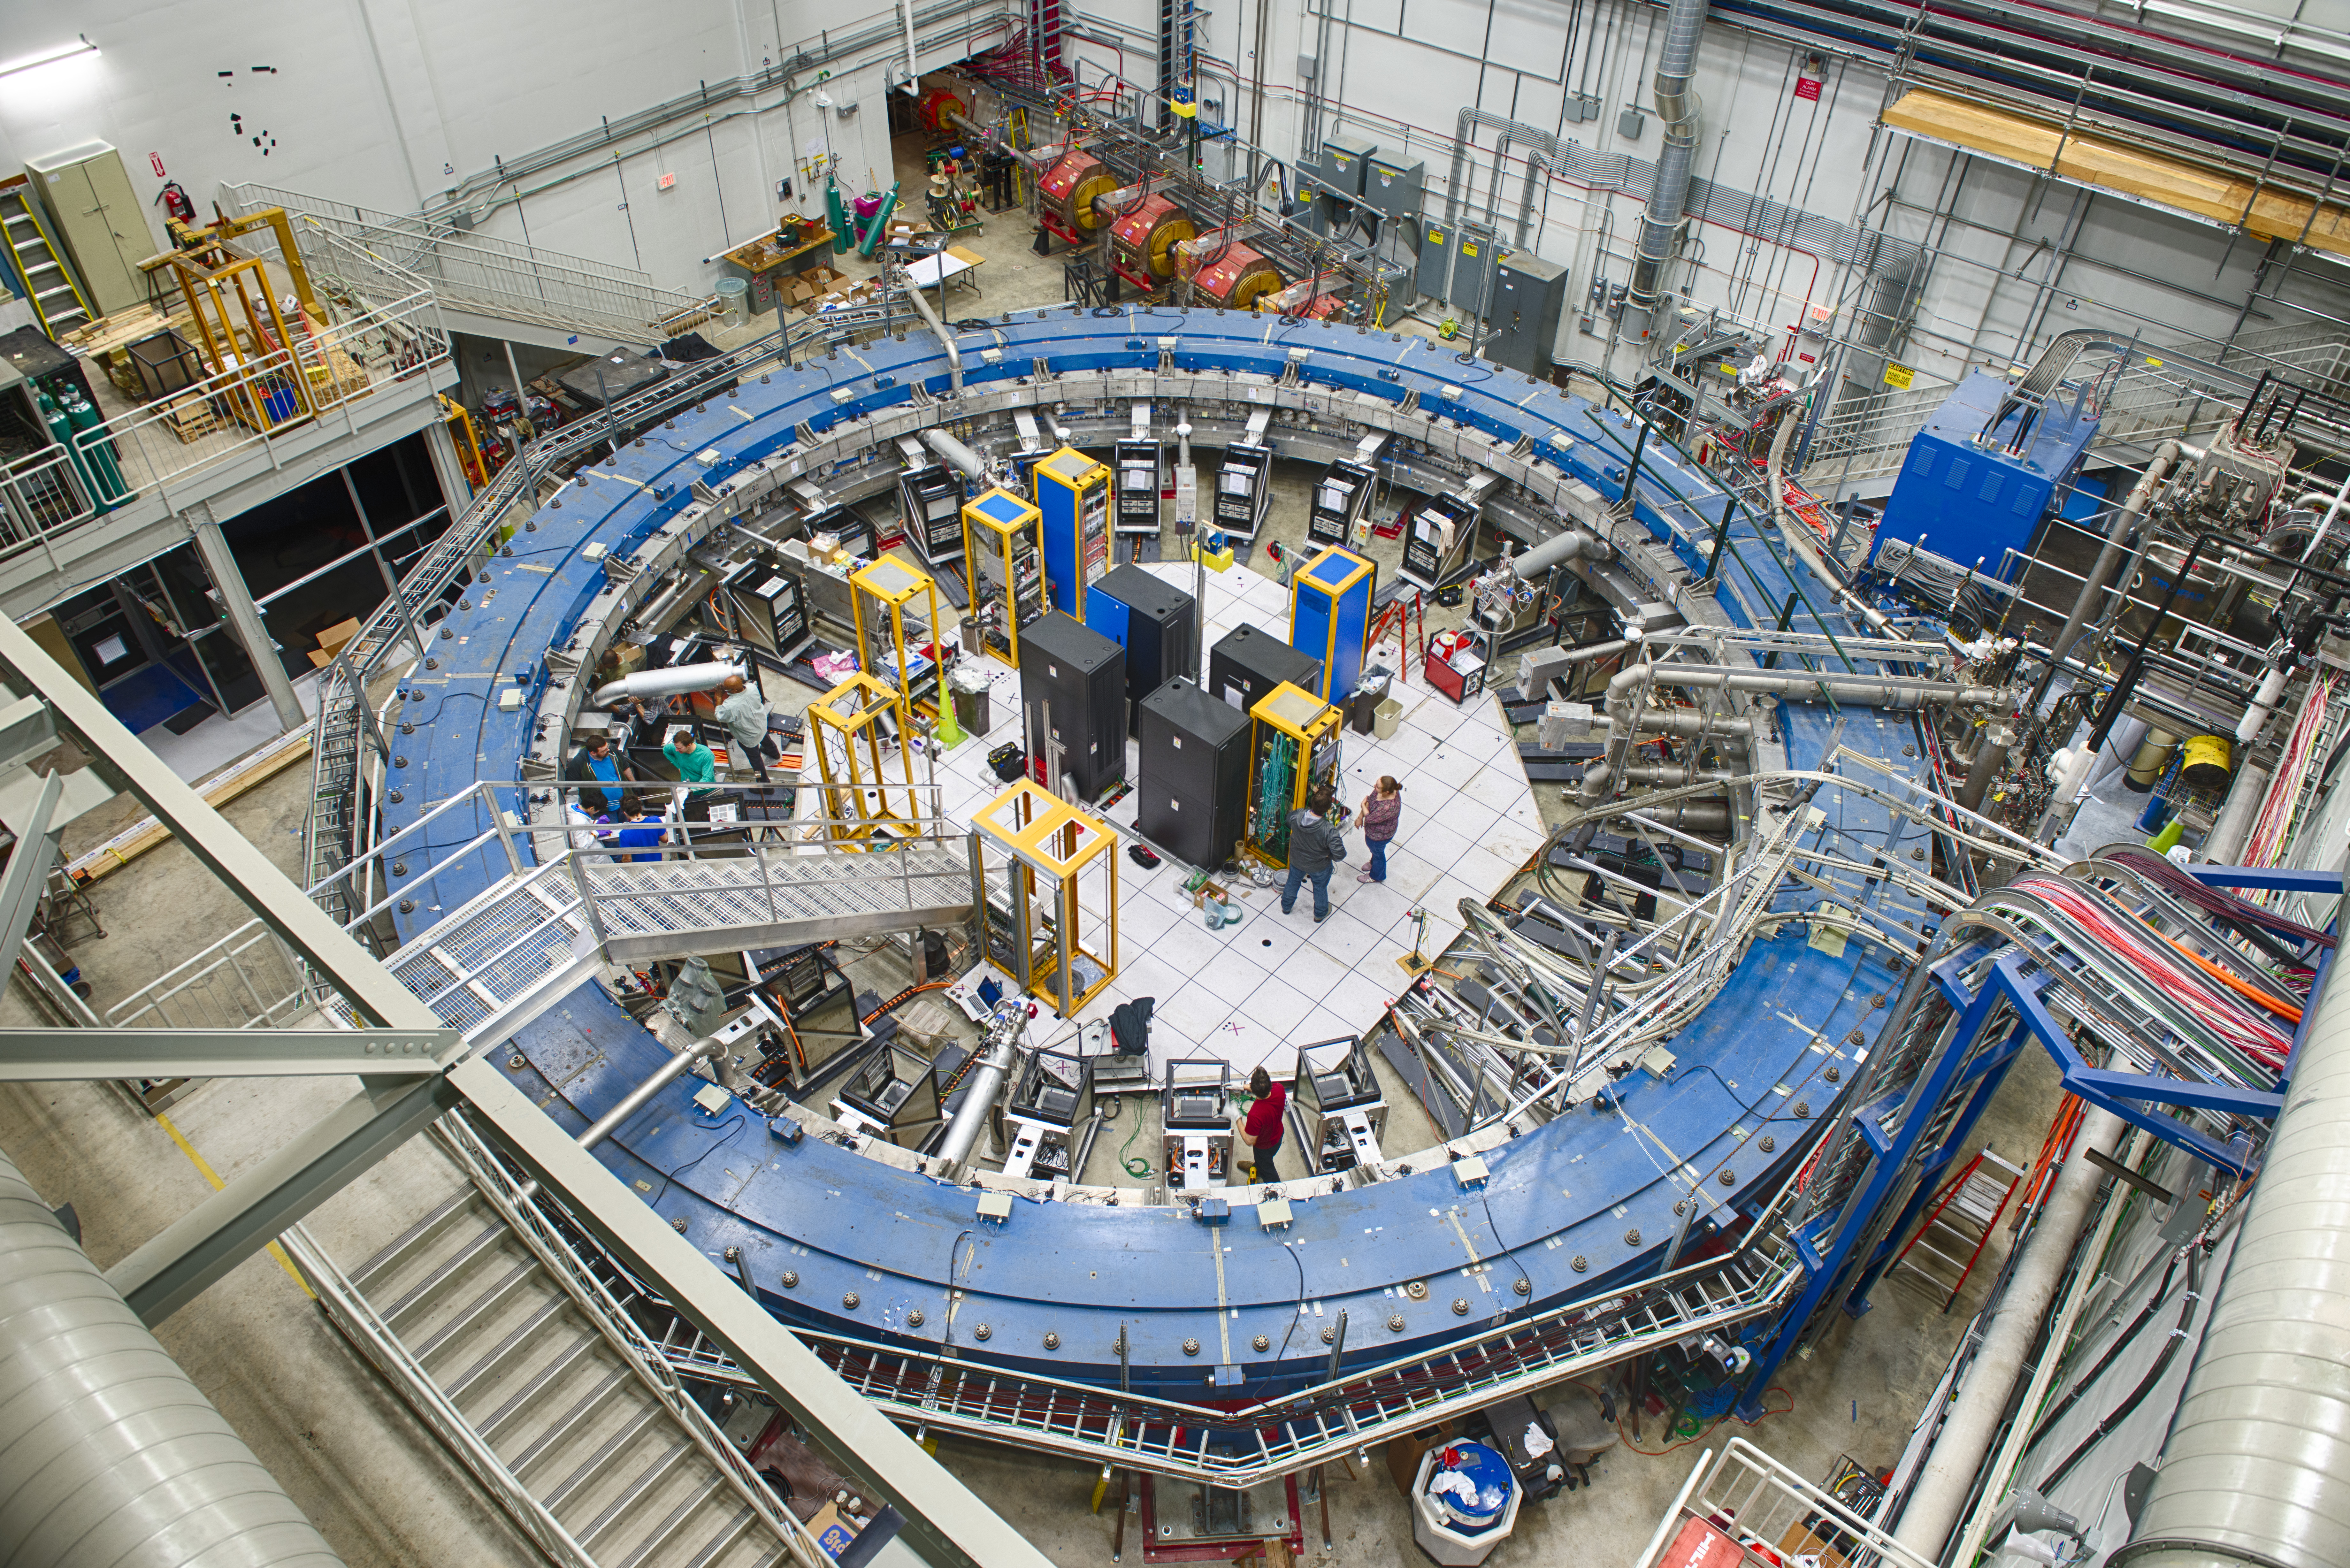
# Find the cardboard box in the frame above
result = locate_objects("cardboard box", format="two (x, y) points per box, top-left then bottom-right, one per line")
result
(316, 617), (362, 658)
(308, 649), (334, 669)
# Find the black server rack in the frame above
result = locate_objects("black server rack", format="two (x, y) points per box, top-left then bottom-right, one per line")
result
(1019, 611), (1128, 800)
(1213, 443), (1274, 538)
(899, 464), (966, 563)
(1084, 564), (1196, 724)
(1207, 624), (1321, 715)
(1306, 460), (1376, 549)
(805, 503), (876, 561)
(1114, 439), (1163, 534)
(1137, 677), (1252, 871)
(721, 560), (811, 662)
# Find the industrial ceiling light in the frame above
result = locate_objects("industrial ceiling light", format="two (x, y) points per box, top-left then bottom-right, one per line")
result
(0, 35), (98, 79)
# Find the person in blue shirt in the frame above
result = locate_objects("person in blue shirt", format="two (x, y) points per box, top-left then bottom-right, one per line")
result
(564, 734), (633, 815)
(597, 794), (668, 863)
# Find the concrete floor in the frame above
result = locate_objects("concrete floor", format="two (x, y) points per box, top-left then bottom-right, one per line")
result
(0, 134), (2068, 1566)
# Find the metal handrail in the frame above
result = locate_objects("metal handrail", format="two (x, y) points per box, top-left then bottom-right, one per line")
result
(435, 1110), (827, 1568)
(276, 1223), (606, 1568)
(618, 1160), (1815, 1488)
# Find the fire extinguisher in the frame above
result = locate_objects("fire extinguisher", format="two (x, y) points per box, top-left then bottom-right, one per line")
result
(156, 181), (195, 226)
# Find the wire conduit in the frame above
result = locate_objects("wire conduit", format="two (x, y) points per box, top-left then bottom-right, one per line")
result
(0, 1141), (342, 1567)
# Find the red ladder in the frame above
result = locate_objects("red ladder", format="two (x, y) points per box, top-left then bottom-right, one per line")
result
(1369, 590), (1426, 685)
(1889, 1147), (2027, 1312)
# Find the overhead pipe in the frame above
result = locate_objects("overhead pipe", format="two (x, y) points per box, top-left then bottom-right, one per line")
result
(2020, 440), (2180, 730)
(579, 1038), (724, 1151)
(591, 660), (745, 708)
(1508, 527), (1609, 579)
(904, 281), (964, 394)
(898, 0), (922, 93)
(1892, 1109), (2128, 1562)
(2125, 881), (2350, 1568)
(1628, 0), (1709, 307)
(0, 1142), (344, 1567)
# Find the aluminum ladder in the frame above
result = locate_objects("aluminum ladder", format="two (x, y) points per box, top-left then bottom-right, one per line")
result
(284, 1122), (819, 1568)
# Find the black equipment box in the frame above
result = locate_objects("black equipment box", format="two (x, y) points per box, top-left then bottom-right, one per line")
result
(1137, 677), (1251, 871)
(1018, 611), (1127, 800)
(1084, 564), (1196, 725)
(1207, 623), (1321, 714)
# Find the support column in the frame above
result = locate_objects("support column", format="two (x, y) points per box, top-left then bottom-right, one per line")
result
(421, 416), (472, 520)
(184, 503), (303, 733)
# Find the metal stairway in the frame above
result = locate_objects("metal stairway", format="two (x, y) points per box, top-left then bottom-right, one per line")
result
(0, 177), (94, 338)
(282, 1120), (818, 1568)
(377, 837), (978, 1047)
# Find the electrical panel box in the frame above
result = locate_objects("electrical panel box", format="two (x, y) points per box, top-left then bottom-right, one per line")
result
(1033, 446), (1114, 616)
(1363, 150), (1426, 223)
(722, 560), (811, 662)
(1290, 546), (1377, 702)
(1447, 221), (1500, 312)
(1874, 371), (2099, 583)
(1137, 676), (1252, 871)
(1307, 460), (1376, 549)
(1400, 493), (1480, 591)
(1417, 218), (1457, 302)
(1320, 133), (1378, 196)
(962, 487), (1046, 666)
(1086, 563), (1197, 725)
(899, 463), (966, 564)
(1113, 439), (1162, 534)
(1019, 610), (1127, 800)
(1482, 251), (1570, 376)
(1209, 623), (1321, 716)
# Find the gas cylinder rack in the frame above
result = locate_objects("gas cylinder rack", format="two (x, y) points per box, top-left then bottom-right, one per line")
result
(962, 486), (1047, 666)
(1244, 680), (1343, 868)
(1034, 445), (1114, 617)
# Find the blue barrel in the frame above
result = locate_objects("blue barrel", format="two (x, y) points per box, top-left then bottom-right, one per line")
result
(1425, 1442), (1514, 1534)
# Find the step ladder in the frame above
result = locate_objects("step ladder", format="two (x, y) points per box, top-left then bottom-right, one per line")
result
(1368, 587), (1425, 686)
(1887, 1148), (2025, 1312)
(0, 177), (94, 339)
(303, 1175), (802, 1568)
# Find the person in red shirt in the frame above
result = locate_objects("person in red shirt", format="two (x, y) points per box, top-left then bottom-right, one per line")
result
(1235, 1066), (1287, 1183)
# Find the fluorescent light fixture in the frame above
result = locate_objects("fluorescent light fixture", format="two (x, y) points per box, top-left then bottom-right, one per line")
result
(0, 35), (99, 80)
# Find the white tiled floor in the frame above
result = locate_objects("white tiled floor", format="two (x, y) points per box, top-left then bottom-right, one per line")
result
(918, 562), (1538, 1077)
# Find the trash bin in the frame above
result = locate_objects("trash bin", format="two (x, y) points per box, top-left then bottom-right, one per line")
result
(715, 275), (749, 329)
(949, 666), (993, 737)
(1410, 1442), (1521, 1567)
(1374, 697), (1405, 740)
(1350, 688), (1380, 734)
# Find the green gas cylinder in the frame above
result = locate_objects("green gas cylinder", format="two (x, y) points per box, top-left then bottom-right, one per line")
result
(57, 384), (129, 507)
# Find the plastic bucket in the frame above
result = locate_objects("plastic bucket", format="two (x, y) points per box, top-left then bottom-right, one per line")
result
(2179, 732), (2232, 789)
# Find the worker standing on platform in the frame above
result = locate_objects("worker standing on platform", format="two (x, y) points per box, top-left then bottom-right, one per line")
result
(664, 728), (720, 824)
(714, 673), (772, 781)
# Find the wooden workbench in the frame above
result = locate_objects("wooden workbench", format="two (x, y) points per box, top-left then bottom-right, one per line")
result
(720, 225), (838, 315)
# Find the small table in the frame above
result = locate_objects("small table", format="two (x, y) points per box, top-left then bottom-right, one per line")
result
(905, 245), (985, 299)
(720, 225), (837, 315)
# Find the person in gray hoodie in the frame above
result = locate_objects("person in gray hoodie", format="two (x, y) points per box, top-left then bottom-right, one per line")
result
(1280, 784), (1348, 922)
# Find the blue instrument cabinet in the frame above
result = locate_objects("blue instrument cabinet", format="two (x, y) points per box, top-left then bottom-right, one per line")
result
(1290, 546), (1376, 702)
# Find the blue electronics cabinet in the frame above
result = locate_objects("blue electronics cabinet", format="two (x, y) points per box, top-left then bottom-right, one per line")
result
(1290, 546), (1376, 702)
(1033, 445), (1113, 617)
(1872, 370), (2099, 581)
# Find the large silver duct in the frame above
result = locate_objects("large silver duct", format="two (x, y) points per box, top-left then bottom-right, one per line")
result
(1628, 0), (1708, 307)
(0, 1142), (343, 1566)
(2124, 871), (2350, 1568)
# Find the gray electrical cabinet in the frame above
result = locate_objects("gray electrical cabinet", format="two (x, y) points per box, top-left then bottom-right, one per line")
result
(1321, 134), (1378, 196)
(1482, 251), (1571, 374)
(1445, 221), (1499, 313)
(1416, 217), (1457, 301)
(1362, 150), (1425, 221)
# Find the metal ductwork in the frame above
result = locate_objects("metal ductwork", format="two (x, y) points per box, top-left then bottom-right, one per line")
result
(591, 660), (746, 708)
(2123, 868), (2350, 1568)
(0, 1142), (343, 1566)
(1629, 0), (1708, 307)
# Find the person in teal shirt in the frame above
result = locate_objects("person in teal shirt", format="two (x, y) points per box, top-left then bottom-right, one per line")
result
(663, 729), (719, 822)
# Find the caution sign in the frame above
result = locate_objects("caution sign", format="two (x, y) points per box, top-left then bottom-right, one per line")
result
(1884, 361), (1916, 390)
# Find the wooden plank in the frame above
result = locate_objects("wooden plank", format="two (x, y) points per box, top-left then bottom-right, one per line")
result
(1882, 88), (2350, 259)
(64, 728), (314, 884)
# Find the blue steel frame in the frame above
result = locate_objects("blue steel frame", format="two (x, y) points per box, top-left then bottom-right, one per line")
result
(1734, 863), (2335, 1419)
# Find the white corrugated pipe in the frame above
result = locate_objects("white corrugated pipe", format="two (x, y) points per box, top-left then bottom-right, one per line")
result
(2124, 890), (2350, 1568)
(591, 660), (744, 708)
(923, 428), (988, 482)
(1893, 1107), (2127, 1563)
(1628, 0), (1708, 306)
(0, 1142), (343, 1566)
(1508, 528), (1608, 580)
(898, 0), (921, 91)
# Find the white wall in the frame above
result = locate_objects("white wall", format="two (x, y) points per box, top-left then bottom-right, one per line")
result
(1, 0), (1005, 301)
(9, 0), (2349, 381)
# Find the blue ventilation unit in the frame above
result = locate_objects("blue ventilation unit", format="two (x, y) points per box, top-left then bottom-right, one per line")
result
(1872, 371), (2099, 582)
